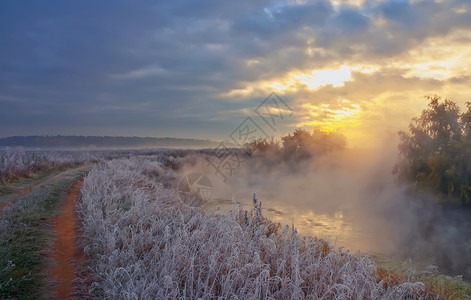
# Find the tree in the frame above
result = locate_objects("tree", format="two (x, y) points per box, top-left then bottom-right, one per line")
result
(246, 128), (346, 162)
(281, 128), (346, 160)
(246, 138), (280, 154)
(397, 96), (471, 205)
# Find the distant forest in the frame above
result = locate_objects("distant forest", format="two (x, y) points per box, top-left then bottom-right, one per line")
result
(0, 136), (220, 149)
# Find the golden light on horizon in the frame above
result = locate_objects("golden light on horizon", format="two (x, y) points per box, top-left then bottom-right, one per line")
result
(302, 100), (360, 123)
(298, 99), (363, 142)
(219, 29), (471, 148)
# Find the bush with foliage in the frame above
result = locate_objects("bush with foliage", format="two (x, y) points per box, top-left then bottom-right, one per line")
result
(397, 96), (471, 205)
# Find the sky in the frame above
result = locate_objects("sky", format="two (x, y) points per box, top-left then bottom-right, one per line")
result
(1, 0), (471, 147)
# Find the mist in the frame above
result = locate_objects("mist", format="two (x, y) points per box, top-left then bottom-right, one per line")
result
(176, 134), (471, 280)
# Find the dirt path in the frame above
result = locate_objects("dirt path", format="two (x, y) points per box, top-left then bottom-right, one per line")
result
(49, 178), (84, 299)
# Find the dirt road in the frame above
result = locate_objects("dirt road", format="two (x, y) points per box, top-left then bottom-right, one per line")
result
(49, 178), (84, 299)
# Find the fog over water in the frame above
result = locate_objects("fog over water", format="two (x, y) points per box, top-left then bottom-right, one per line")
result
(178, 137), (471, 279)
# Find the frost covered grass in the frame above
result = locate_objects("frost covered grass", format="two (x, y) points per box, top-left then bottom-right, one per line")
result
(0, 150), (96, 185)
(0, 149), (172, 186)
(77, 157), (440, 299)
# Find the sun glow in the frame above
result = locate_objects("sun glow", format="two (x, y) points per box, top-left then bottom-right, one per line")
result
(299, 99), (362, 134)
(266, 65), (355, 91)
(221, 65), (379, 99)
(292, 65), (352, 89)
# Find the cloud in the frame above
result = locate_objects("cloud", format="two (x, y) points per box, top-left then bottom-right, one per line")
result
(0, 0), (471, 142)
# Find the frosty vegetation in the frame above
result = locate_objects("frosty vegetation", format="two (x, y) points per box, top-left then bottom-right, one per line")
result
(77, 157), (436, 299)
(0, 150), (95, 184)
(0, 149), (170, 185)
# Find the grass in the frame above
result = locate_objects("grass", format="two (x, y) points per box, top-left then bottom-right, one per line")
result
(76, 157), (441, 299)
(374, 256), (471, 299)
(0, 166), (87, 300)
(0, 186), (13, 197)
(422, 274), (471, 299)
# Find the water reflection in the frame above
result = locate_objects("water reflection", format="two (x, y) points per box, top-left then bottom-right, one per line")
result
(207, 194), (388, 255)
(263, 205), (383, 254)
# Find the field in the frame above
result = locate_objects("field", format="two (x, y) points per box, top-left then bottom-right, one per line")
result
(0, 149), (470, 299)
(4, 0), (471, 298)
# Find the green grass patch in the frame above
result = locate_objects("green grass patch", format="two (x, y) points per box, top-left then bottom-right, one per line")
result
(0, 168), (86, 300)
(0, 164), (79, 197)
(0, 186), (13, 197)
(421, 274), (471, 299)
(373, 255), (471, 299)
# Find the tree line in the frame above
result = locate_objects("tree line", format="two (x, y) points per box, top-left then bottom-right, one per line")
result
(246, 128), (347, 161)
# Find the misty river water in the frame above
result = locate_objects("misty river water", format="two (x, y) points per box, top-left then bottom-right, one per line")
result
(209, 193), (471, 281)
(182, 144), (471, 279)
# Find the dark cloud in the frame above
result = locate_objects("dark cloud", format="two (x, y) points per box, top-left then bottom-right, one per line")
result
(330, 7), (370, 34)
